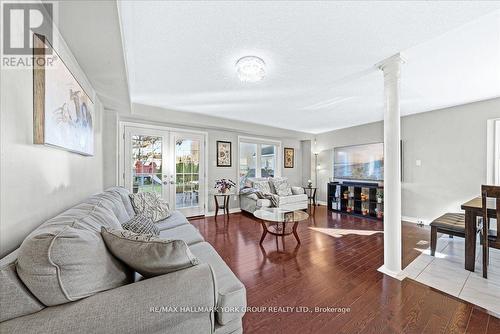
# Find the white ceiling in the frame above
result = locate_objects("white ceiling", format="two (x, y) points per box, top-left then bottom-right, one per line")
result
(118, 1), (500, 134)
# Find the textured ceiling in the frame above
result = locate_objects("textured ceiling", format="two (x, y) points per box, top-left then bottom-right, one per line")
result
(119, 1), (500, 133)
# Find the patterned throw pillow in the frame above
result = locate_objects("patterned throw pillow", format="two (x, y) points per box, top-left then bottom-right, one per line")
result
(270, 177), (292, 197)
(122, 214), (160, 236)
(253, 180), (272, 194)
(101, 227), (199, 277)
(129, 192), (171, 222)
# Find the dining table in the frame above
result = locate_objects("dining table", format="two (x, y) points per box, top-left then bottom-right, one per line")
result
(461, 196), (497, 272)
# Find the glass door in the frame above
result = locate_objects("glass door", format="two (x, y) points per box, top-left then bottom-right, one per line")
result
(124, 126), (171, 203)
(171, 132), (205, 217)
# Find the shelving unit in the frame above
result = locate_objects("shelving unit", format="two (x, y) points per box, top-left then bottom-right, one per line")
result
(327, 182), (384, 221)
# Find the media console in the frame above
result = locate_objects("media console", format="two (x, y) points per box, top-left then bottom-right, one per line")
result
(327, 181), (384, 221)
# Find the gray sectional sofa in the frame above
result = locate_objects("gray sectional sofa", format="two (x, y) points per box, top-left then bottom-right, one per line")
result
(0, 187), (246, 334)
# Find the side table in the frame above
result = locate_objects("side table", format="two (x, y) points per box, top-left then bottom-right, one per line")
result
(303, 187), (317, 206)
(213, 192), (233, 217)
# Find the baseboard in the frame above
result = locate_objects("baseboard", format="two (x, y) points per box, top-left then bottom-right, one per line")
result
(205, 208), (242, 217)
(377, 265), (406, 281)
(402, 216), (431, 225)
(317, 201), (327, 206)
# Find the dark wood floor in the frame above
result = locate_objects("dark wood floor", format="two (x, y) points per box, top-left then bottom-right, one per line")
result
(190, 206), (499, 334)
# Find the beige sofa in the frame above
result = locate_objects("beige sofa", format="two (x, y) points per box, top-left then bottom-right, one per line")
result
(0, 187), (246, 334)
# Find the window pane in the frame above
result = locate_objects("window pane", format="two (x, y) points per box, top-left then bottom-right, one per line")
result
(175, 138), (200, 208)
(131, 135), (162, 195)
(239, 142), (257, 187)
(261, 144), (276, 178)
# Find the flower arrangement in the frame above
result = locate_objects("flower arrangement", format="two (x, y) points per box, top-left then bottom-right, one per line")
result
(377, 191), (384, 203)
(307, 179), (313, 188)
(214, 179), (236, 193)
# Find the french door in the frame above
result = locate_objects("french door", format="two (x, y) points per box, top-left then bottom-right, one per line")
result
(123, 125), (205, 217)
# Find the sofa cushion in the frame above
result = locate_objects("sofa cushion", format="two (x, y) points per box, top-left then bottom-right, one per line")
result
(0, 249), (45, 322)
(159, 224), (204, 245)
(122, 214), (160, 236)
(278, 194), (308, 206)
(291, 186), (305, 195)
(97, 190), (133, 224)
(129, 192), (171, 222)
(16, 198), (133, 306)
(252, 180), (271, 194)
(189, 242), (246, 325)
(270, 177), (292, 196)
(256, 198), (272, 208)
(106, 187), (135, 218)
(101, 228), (200, 278)
(155, 210), (190, 231)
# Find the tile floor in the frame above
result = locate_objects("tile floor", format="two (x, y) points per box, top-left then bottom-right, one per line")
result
(402, 235), (500, 316)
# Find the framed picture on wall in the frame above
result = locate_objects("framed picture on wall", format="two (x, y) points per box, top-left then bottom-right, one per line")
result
(284, 147), (294, 168)
(217, 141), (232, 167)
(33, 34), (95, 156)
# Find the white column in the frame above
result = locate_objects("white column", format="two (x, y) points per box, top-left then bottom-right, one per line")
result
(377, 53), (404, 278)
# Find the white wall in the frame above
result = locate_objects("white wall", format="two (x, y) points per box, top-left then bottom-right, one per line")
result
(315, 97), (500, 222)
(103, 103), (308, 213)
(0, 22), (104, 257)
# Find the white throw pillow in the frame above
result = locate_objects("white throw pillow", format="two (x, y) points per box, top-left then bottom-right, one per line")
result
(253, 180), (272, 194)
(129, 192), (171, 222)
(270, 177), (292, 196)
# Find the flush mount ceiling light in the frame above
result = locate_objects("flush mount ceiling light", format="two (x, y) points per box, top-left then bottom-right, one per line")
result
(236, 56), (266, 82)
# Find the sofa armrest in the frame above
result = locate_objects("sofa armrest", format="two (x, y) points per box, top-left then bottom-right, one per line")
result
(291, 186), (305, 195)
(0, 264), (217, 334)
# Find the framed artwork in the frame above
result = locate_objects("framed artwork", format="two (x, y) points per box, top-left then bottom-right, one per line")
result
(33, 34), (95, 156)
(284, 147), (294, 168)
(216, 141), (232, 167)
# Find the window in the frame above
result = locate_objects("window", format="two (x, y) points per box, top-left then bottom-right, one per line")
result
(260, 144), (276, 178)
(239, 137), (281, 187)
(239, 142), (257, 187)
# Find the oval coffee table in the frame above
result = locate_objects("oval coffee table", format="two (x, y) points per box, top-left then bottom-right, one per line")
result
(253, 208), (309, 244)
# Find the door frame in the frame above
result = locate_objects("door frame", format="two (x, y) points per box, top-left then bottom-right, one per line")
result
(118, 121), (208, 216)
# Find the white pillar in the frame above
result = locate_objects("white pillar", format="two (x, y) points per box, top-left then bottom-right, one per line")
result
(377, 53), (404, 278)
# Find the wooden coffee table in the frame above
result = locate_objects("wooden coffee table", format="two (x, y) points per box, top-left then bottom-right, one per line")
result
(253, 208), (309, 244)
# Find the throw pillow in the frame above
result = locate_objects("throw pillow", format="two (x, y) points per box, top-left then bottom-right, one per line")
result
(253, 180), (272, 194)
(270, 177), (292, 196)
(122, 214), (160, 236)
(129, 192), (171, 222)
(101, 227), (200, 277)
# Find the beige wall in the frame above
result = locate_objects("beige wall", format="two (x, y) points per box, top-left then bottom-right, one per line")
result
(315, 97), (500, 222)
(0, 29), (104, 256)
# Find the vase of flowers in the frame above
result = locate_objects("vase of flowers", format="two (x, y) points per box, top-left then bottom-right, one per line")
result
(307, 179), (313, 188)
(215, 179), (236, 193)
(377, 191), (384, 204)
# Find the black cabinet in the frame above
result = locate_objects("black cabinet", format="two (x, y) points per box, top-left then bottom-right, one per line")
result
(327, 182), (384, 221)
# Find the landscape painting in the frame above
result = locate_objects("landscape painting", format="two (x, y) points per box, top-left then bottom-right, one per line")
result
(33, 34), (94, 156)
(333, 143), (383, 181)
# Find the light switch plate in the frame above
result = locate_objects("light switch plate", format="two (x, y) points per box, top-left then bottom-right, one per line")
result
(416, 160), (422, 167)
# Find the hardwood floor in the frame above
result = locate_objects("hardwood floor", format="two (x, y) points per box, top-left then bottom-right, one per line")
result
(190, 206), (499, 333)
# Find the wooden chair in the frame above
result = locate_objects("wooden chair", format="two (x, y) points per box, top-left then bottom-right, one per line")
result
(430, 213), (466, 256)
(481, 185), (500, 279)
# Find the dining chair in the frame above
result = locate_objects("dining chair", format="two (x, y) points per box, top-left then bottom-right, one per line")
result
(430, 213), (466, 256)
(481, 185), (500, 279)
